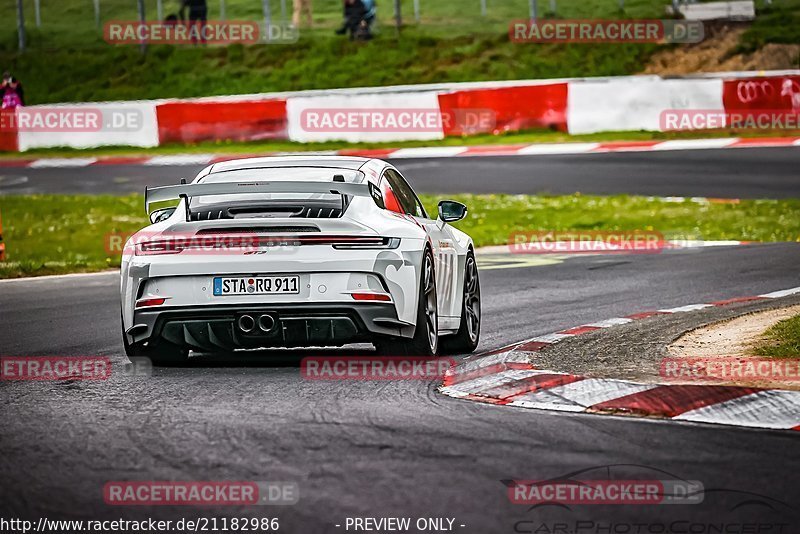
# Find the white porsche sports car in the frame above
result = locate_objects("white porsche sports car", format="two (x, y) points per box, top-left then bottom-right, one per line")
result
(120, 156), (481, 364)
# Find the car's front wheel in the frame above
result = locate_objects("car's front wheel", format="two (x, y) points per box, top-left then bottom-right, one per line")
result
(375, 249), (438, 356)
(440, 252), (480, 354)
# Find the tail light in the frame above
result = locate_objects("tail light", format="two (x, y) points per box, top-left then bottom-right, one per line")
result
(135, 235), (400, 255)
(332, 237), (400, 249)
(135, 297), (168, 308)
(351, 293), (392, 302)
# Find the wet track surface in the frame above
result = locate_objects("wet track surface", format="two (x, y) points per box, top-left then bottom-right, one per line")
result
(2, 146), (800, 198)
(2, 244), (800, 530)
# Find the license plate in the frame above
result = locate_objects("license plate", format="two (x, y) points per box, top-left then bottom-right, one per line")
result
(213, 275), (300, 296)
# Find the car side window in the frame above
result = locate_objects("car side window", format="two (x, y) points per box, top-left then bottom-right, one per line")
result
(379, 176), (404, 214)
(383, 169), (427, 218)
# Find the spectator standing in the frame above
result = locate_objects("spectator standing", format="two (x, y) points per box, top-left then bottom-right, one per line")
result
(179, 0), (208, 45)
(293, 0), (313, 28)
(1, 71), (24, 109)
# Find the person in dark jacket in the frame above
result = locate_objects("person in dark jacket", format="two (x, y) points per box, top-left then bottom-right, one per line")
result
(1, 71), (25, 109)
(179, 0), (208, 44)
(335, 0), (372, 40)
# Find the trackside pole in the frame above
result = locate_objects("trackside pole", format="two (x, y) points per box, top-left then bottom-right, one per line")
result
(16, 0), (26, 52)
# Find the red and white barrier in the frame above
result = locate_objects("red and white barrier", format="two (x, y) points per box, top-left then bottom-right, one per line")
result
(286, 91), (443, 143)
(438, 83), (568, 135)
(15, 101), (160, 151)
(567, 77), (723, 134)
(2, 70), (798, 152)
(723, 75), (800, 114)
(156, 99), (287, 144)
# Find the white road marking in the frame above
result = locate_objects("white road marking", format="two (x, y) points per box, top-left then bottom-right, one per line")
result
(387, 147), (468, 158)
(652, 139), (738, 151)
(760, 287), (800, 299)
(583, 318), (634, 328)
(658, 304), (714, 313)
(516, 142), (600, 155)
(29, 158), (97, 168)
(144, 155), (215, 166)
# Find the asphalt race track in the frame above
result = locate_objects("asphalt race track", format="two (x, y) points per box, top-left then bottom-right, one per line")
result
(2, 243), (800, 531)
(1, 151), (799, 531)
(1, 146), (800, 198)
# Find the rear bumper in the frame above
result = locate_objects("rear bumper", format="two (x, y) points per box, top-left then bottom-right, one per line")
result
(128, 303), (414, 351)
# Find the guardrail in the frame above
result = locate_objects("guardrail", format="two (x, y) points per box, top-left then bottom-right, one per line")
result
(1, 70), (798, 152)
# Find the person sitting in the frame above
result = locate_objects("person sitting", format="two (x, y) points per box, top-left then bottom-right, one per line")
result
(335, 0), (373, 40)
(362, 0), (376, 27)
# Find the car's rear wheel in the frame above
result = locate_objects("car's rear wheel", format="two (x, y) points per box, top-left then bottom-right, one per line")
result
(440, 252), (481, 354)
(122, 313), (189, 366)
(375, 249), (438, 356)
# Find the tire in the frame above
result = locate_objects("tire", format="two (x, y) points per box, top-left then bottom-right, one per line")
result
(440, 252), (481, 355)
(375, 249), (438, 356)
(122, 312), (189, 366)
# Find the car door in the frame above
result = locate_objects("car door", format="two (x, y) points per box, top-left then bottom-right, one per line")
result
(381, 168), (459, 323)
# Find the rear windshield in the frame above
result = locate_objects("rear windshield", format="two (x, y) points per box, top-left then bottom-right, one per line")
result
(189, 167), (365, 220)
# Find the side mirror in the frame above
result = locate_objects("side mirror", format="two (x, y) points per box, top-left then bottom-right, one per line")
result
(149, 207), (176, 224)
(438, 200), (468, 223)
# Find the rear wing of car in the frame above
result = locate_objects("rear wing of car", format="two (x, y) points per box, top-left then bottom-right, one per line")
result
(144, 180), (374, 216)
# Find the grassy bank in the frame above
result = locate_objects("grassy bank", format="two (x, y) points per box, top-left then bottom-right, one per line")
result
(1, 193), (798, 278)
(2, 0), (797, 105)
(753, 314), (800, 358)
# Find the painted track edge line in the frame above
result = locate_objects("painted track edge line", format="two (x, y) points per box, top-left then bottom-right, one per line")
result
(4, 136), (799, 168)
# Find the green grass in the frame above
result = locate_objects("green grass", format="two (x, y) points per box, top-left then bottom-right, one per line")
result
(737, 4), (800, 54)
(3, 126), (799, 159)
(0, 0), (666, 104)
(1, 33), (658, 105)
(1, 193), (798, 278)
(1, 1), (797, 106)
(753, 314), (800, 358)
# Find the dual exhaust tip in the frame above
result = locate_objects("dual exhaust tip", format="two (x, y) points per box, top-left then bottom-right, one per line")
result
(238, 314), (276, 334)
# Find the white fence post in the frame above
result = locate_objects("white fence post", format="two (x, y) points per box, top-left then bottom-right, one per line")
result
(262, 0), (272, 42)
(394, 0), (402, 30)
(137, 0), (146, 54)
(16, 0), (26, 52)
